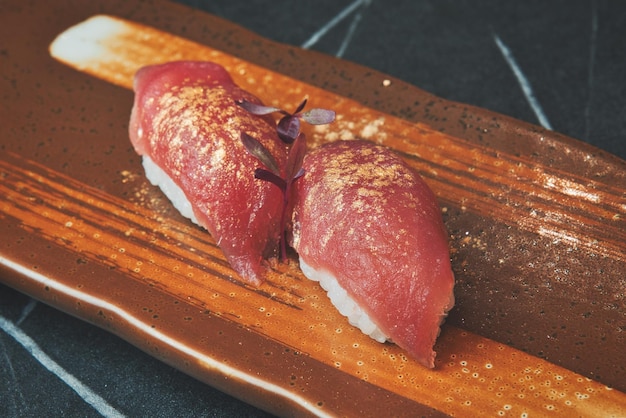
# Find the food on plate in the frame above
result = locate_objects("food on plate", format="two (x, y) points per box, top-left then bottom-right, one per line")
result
(128, 61), (288, 286)
(129, 60), (453, 366)
(236, 97), (335, 261)
(289, 140), (455, 368)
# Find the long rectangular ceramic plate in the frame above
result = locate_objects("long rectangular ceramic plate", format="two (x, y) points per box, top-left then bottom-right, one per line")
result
(2, 6), (625, 417)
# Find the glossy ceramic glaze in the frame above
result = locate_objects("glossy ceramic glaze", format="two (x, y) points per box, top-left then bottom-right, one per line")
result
(1, 1), (624, 416)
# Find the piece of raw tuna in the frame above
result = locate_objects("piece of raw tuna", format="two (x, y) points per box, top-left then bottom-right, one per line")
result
(290, 139), (455, 367)
(129, 61), (288, 286)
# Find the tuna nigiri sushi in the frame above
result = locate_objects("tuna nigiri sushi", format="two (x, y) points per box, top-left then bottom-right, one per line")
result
(129, 61), (288, 286)
(290, 140), (455, 368)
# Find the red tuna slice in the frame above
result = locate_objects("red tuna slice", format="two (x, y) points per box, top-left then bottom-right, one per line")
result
(129, 61), (288, 286)
(290, 140), (455, 367)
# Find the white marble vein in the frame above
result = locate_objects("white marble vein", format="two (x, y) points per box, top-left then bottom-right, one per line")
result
(335, 1), (370, 57)
(0, 314), (126, 418)
(0, 335), (26, 416)
(301, 0), (369, 49)
(493, 33), (553, 130)
(584, 1), (599, 142)
(16, 299), (38, 326)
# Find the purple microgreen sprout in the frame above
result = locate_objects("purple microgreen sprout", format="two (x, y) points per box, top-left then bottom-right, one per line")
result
(235, 101), (281, 116)
(238, 97), (335, 262)
(300, 107), (338, 125)
(240, 132), (281, 176)
(241, 131), (307, 261)
(237, 98), (336, 144)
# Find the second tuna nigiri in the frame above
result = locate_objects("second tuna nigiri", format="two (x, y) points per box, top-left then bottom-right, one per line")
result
(290, 139), (455, 368)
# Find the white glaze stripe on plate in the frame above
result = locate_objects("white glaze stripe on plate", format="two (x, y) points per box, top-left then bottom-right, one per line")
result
(0, 256), (333, 418)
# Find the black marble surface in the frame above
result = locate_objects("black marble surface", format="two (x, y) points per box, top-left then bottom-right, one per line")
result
(1, 1), (624, 417)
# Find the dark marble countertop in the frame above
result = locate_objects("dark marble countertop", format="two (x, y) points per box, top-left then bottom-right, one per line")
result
(1, 1), (624, 417)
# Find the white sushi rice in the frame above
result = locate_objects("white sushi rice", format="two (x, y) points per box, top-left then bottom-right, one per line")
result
(141, 156), (389, 343)
(141, 155), (199, 225)
(299, 257), (389, 343)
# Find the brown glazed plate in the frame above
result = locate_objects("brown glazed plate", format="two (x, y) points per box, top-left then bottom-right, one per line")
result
(1, 1), (625, 416)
